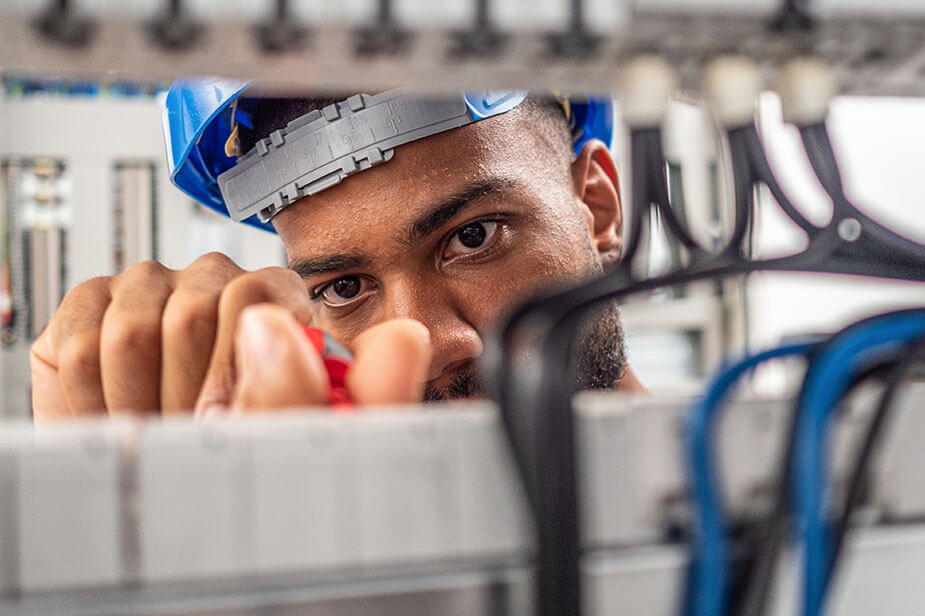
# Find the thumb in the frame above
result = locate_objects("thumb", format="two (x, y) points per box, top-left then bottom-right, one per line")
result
(229, 304), (330, 413)
(347, 319), (432, 406)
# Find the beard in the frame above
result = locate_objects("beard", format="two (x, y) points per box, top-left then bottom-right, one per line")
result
(421, 299), (627, 402)
(422, 218), (629, 402)
(422, 369), (483, 401)
(572, 299), (627, 391)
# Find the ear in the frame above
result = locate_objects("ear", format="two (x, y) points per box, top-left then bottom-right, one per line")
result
(570, 140), (623, 268)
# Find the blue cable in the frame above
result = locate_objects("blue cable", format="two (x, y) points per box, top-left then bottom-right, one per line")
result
(685, 341), (818, 616)
(793, 309), (925, 616)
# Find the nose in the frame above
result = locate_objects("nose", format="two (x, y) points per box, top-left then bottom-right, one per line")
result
(380, 277), (483, 382)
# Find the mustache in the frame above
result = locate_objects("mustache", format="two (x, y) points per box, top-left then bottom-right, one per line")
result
(419, 301), (626, 403)
(422, 369), (484, 401)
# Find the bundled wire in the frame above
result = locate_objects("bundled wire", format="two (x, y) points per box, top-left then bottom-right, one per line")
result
(725, 125), (820, 251)
(793, 310), (925, 616)
(684, 341), (817, 616)
(485, 54), (925, 616)
(734, 313), (925, 616)
(485, 105), (703, 616)
(732, 350), (903, 616)
(824, 339), (925, 585)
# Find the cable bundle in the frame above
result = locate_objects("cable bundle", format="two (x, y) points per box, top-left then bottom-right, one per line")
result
(484, 54), (925, 616)
(685, 315), (925, 616)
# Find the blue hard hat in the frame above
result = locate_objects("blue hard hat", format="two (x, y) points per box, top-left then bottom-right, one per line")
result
(163, 79), (614, 233)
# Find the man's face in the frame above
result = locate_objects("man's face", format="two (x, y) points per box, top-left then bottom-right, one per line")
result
(273, 107), (625, 399)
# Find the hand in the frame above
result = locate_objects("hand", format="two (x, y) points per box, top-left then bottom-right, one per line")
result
(30, 253), (432, 422)
(228, 305), (431, 413)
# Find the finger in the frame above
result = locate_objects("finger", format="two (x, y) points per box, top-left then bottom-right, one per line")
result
(195, 268), (312, 415)
(161, 253), (243, 414)
(99, 261), (174, 415)
(230, 304), (329, 412)
(347, 319), (432, 406)
(31, 348), (71, 423)
(31, 277), (112, 418)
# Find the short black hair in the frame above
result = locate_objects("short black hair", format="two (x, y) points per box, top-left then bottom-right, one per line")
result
(236, 92), (572, 161)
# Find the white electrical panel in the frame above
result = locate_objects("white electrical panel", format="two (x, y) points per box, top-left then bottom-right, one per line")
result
(0, 392), (924, 614)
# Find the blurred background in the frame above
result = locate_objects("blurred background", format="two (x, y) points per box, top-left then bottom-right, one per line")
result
(0, 77), (285, 417)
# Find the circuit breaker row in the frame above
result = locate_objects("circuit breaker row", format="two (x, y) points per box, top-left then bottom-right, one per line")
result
(6, 0), (925, 33)
(577, 384), (925, 547)
(0, 386), (923, 599)
(4, 2), (925, 95)
(0, 406), (531, 594)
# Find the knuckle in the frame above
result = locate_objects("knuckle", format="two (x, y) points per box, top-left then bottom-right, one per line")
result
(122, 259), (168, 281)
(269, 266), (304, 287)
(100, 312), (161, 358)
(46, 276), (113, 356)
(56, 332), (101, 379)
(220, 271), (276, 306)
(218, 268), (308, 314)
(162, 293), (218, 344)
(83, 275), (114, 291)
(255, 266), (305, 294)
(198, 251), (234, 265)
(252, 266), (299, 282)
(259, 265), (292, 277)
(60, 276), (112, 306)
(190, 251), (240, 275)
(29, 335), (52, 365)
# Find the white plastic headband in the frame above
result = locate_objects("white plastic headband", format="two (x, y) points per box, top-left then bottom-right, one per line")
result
(217, 90), (526, 223)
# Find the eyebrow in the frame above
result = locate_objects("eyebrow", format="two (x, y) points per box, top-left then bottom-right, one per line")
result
(290, 254), (372, 278)
(404, 176), (519, 246)
(289, 176), (520, 279)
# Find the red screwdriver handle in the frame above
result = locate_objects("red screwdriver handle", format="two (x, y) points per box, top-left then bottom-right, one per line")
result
(301, 325), (354, 408)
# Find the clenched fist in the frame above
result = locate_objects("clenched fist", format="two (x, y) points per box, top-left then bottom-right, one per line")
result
(30, 252), (432, 422)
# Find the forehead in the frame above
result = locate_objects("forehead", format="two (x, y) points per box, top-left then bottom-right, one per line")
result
(272, 110), (566, 253)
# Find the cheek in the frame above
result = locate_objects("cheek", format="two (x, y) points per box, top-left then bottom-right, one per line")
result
(459, 236), (597, 330)
(518, 213), (599, 282)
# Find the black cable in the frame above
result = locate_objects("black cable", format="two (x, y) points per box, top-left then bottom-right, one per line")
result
(728, 117), (925, 615)
(488, 103), (919, 616)
(730, 354), (814, 616)
(724, 353), (901, 609)
(491, 111), (846, 616)
(622, 129), (701, 265)
(728, 126), (821, 240)
(730, 344), (912, 616)
(649, 132), (701, 254)
(825, 340), (925, 588)
(487, 127), (711, 616)
(483, 63), (925, 616)
(796, 124), (925, 282)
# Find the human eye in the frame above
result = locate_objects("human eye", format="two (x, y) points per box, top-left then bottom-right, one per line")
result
(444, 220), (499, 260)
(311, 275), (376, 308)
